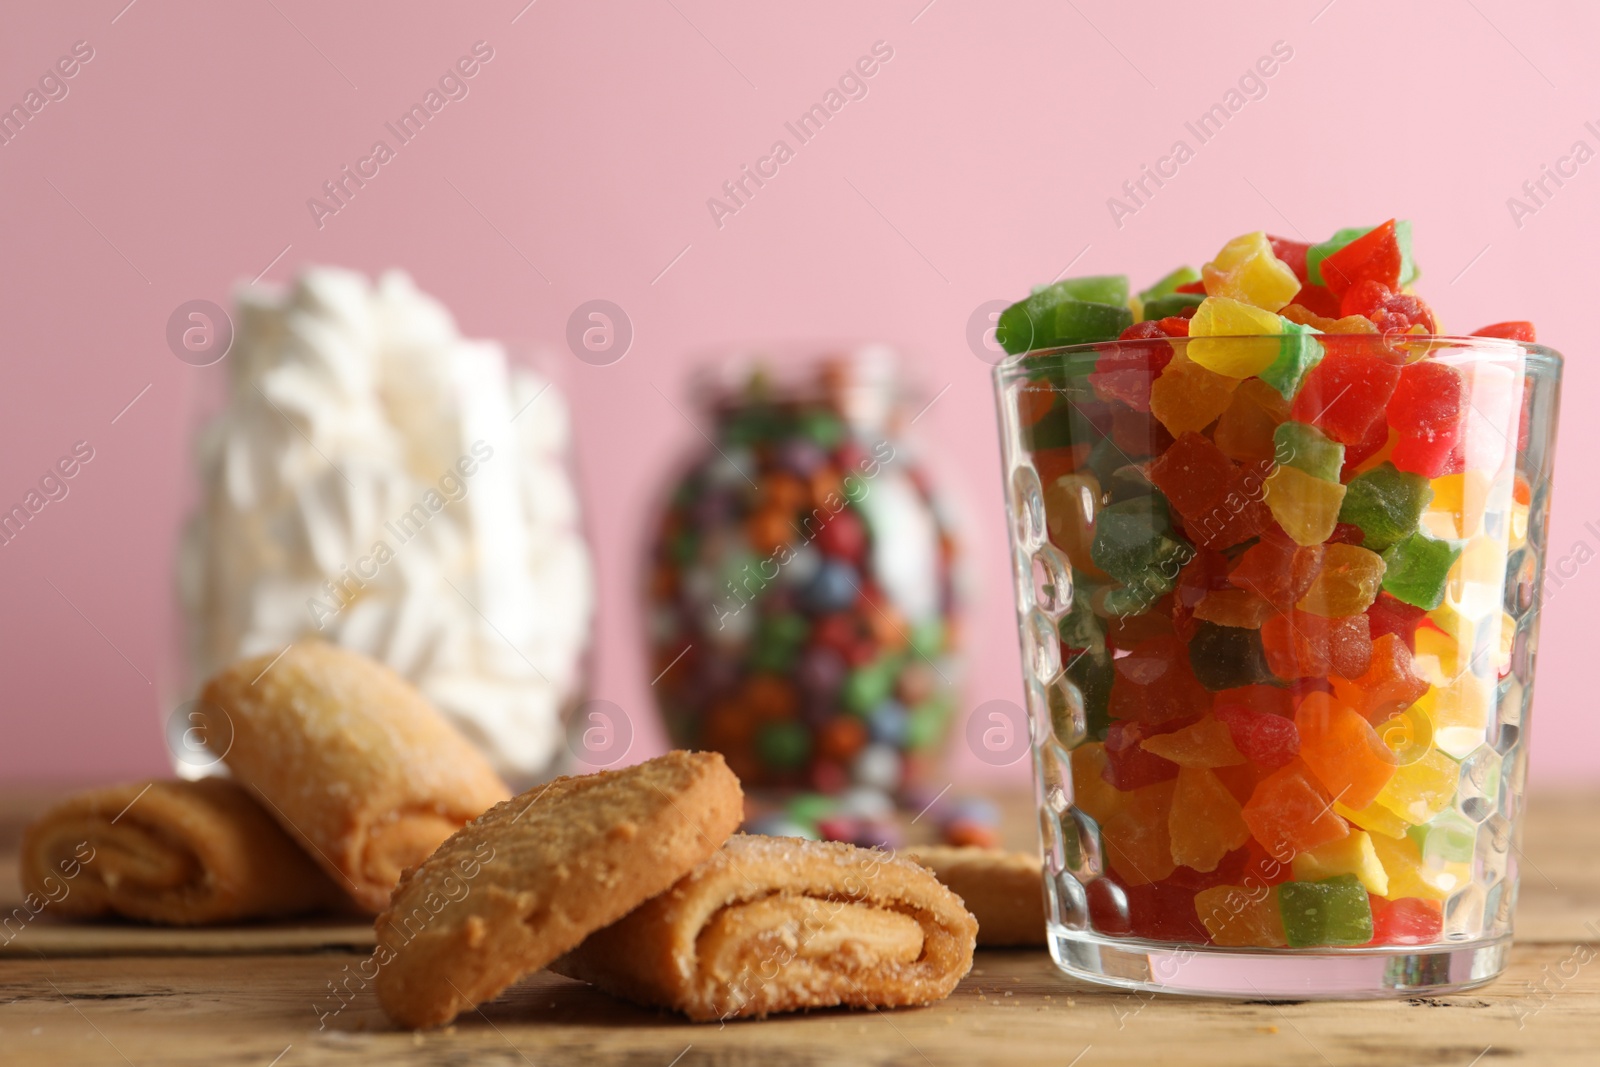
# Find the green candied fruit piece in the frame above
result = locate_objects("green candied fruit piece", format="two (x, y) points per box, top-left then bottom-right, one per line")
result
(1340, 463), (1434, 553)
(1057, 592), (1113, 737)
(1051, 274), (1131, 307)
(1137, 266), (1200, 304)
(997, 277), (1134, 354)
(1274, 421), (1344, 483)
(1090, 494), (1193, 612)
(1140, 291), (1205, 321)
(1381, 530), (1463, 609)
(1258, 321), (1324, 401)
(1306, 220), (1416, 287)
(1278, 874), (1374, 947)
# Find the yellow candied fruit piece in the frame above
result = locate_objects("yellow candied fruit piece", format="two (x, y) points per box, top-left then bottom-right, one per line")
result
(1419, 673), (1493, 758)
(1189, 297), (1284, 378)
(1413, 623), (1466, 686)
(1335, 799), (1411, 840)
(1292, 830), (1390, 896)
(1423, 471), (1492, 540)
(1202, 231), (1301, 313)
(1194, 884), (1288, 948)
(1043, 472), (1109, 580)
(1374, 748), (1459, 825)
(1370, 831), (1468, 902)
(1444, 534), (1510, 620)
(1263, 465), (1346, 547)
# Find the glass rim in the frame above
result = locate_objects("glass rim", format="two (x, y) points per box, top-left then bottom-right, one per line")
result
(991, 334), (1563, 384)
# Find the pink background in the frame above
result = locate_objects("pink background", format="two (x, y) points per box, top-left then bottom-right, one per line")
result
(2, 1), (1596, 786)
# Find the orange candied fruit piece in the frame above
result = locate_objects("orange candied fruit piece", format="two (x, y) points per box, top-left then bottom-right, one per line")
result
(1240, 759), (1349, 862)
(1294, 691), (1399, 810)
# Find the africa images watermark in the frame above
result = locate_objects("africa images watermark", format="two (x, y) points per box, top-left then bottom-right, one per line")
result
(1505, 118), (1600, 230)
(0, 440), (96, 549)
(705, 40), (895, 230)
(0, 39), (95, 149)
(1106, 39), (1294, 229)
(305, 440), (494, 628)
(306, 40), (496, 230)
(313, 840), (496, 1028)
(1, 841), (96, 947)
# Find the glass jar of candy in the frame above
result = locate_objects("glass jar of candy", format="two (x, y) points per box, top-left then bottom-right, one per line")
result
(994, 332), (1560, 997)
(646, 348), (961, 797)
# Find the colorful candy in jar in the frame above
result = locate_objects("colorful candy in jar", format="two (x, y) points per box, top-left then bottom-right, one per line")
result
(998, 220), (1540, 948)
(646, 355), (960, 796)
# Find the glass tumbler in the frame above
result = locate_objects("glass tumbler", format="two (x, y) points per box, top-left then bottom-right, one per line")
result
(993, 332), (1561, 997)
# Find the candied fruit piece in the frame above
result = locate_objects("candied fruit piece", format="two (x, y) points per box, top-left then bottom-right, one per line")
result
(1188, 620), (1274, 691)
(1189, 298), (1286, 378)
(1330, 633), (1429, 722)
(1388, 361), (1467, 478)
(1090, 321), (1177, 411)
(1146, 432), (1272, 550)
(1295, 691), (1399, 810)
(1201, 232), (1302, 313)
(1317, 220), (1405, 296)
(1381, 531), (1464, 610)
(1369, 896), (1443, 945)
(1296, 543), (1386, 618)
(1229, 527), (1323, 610)
(1170, 767), (1253, 872)
(1213, 702), (1299, 770)
(1291, 830), (1389, 896)
(1373, 747), (1458, 825)
(1274, 421), (1344, 482)
(1140, 715), (1246, 768)
(1108, 635), (1212, 725)
(1264, 465), (1347, 547)
(1290, 341), (1402, 446)
(1193, 588), (1272, 629)
(1367, 592), (1428, 651)
(1215, 378), (1290, 463)
(1104, 718), (1183, 790)
(1279, 875), (1374, 947)
(1099, 779), (1179, 886)
(1195, 884), (1288, 947)
(1149, 357), (1240, 436)
(1339, 463), (1433, 553)
(1242, 760), (1349, 862)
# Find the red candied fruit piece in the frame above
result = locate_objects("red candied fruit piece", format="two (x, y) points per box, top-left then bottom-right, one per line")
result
(1172, 546), (1233, 641)
(1146, 432), (1272, 550)
(1228, 527), (1323, 611)
(1289, 283), (1342, 319)
(1340, 414), (1391, 481)
(1327, 522), (1366, 546)
(1260, 612), (1373, 680)
(1090, 320), (1178, 412)
(1121, 879), (1214, 942)
(1341, 279), (1437, 335)
(1174, 280), (1207, 294)
(1388, 360), (1467, 477)
(1103, 717), (1191, 790)
(1290, 339), (1403, 446)
(1367, 592), (1428, 652)
(1472, 321), (1536, 343)
(1108, 635), (1212, 724)
(1214, 703), (1300, 770)
(1320, 220), (1403, 297)
(1268, 235), (1311, 282)
(1369, 896), (1443, 945)
(1112, 403), (1176, 457)
(1214, 684), (1295, 719)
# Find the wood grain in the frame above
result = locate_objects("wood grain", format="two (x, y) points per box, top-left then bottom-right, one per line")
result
(1, 788), (1597, 1066)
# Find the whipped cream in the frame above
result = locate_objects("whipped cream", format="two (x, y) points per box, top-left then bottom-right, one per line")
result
(178, 267), (593, 783)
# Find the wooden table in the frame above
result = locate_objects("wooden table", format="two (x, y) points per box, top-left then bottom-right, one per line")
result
(2, 787), (1598, 1066)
